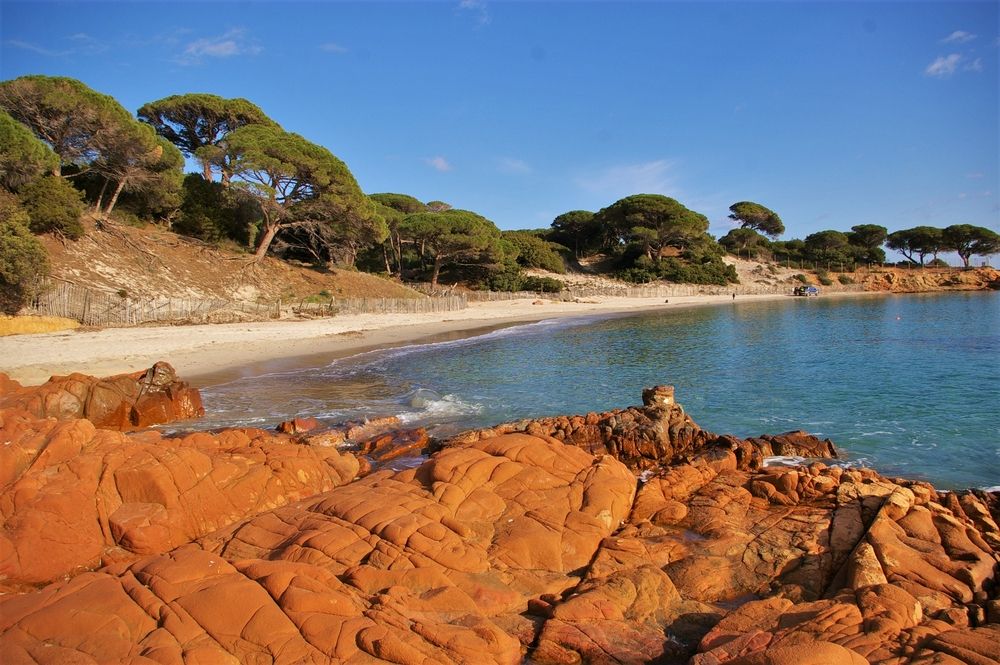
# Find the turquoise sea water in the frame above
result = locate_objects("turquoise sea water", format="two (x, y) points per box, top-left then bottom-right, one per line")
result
(196, 291), (1000, 490)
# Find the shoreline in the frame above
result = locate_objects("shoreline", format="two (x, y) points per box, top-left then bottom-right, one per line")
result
(2, 289), (885, 387)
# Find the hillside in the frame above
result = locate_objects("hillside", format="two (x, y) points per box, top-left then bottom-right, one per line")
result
(40, 217), (423, 302)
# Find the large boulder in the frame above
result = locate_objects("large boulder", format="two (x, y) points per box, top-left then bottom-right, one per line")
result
(0, 361), (204, 430)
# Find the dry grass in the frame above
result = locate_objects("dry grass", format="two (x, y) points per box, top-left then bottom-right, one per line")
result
(0, 315), (80, 337)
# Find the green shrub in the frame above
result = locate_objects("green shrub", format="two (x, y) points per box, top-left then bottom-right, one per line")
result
(521, 276), (564, 292)
(501, 231), (567, 273)
(794, 273), (809, 283)
(0, 191), (49, 314)
(657, 257), (738, 285)
(482, 266), (525, 292)
(18, 176), (85, 239)
(615, 267), (657, 284)
(837, 274), (855, 285)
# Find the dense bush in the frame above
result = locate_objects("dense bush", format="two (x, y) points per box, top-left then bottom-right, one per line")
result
(816, 269), (834, 286)
(0, 191), (49, 314)
(481, 266), (564, 292)
(793, 273), (808, 283)
(501, 231), (567, 273)
(837, 274), (855, 285)
(18, 176), (85, 239)
(616, 255), (736, 285)
(175, 174), (257, 245)
(521, 276), (564, 292)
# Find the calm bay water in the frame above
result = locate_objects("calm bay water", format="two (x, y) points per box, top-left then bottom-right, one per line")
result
(195, 292), (1000, 490)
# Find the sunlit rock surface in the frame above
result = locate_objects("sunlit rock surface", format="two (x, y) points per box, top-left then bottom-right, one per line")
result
(0, 381), (997, 665)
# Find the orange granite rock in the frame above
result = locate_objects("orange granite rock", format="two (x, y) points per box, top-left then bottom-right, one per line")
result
(0, 408), (360, 589)
(0, 361), (203, 430)
(0, 386), (997, 665)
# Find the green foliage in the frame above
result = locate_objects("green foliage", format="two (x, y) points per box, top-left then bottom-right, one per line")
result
(886, 226), (944, 266)
(226, 124), (382, 262)
(175, 174), (257, 245)
(501, 230), (566, 273)
(0, 110), (59, 190)
(0, 75), (126, 175)
(719, 228), (769, 257)
(484, 266), (565, 292)
(837, 274), (855, 285)
(594, 194), (709, 255)
(138, 93), (277, 181)
(803, 230), (856, 266)
(369, 193), (427, 214)
(18, 175), (85, 238)
(522, 276), (564, 292)
(816, 269), (834, 286)
(794, 273), (809, 283)
(550, 209), (600, 257)
(399, 209), (502, 285)
(615, 267), (657, 284)
(847, 224), (887, 264)
(615, 255), (736, 285)
(941, 224), (1000, 267)
(728, 201), (784, 238)
(927, 258), (950, 268)
(0, 190), (49, 314)
(0, 76), (184, 219)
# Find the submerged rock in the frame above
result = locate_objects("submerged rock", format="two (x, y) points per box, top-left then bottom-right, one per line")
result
(0, 383), (997, 665)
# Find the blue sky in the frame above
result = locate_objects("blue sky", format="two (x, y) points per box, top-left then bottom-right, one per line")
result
(1, 0), (997, 245)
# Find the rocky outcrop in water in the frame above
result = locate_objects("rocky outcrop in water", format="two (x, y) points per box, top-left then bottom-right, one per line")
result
(447, 385), (837, 471)
(0, 381), (997, 665)
(0, 361), (203, 430)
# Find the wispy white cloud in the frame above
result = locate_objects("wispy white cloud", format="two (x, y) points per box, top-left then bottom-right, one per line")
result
(458, 0), (491, 27)
(4, 40), (72, 57)
(964, 57), (983, 72)
(178, 28), (261, 64)
(68, 33), (109, 54)
(425, 156), (453, 172)
(498, 157), (532, 175)
(320, 42), (349, 54)
(966, 172), (985, 179)
(924, 54), (962, 78)
(576, 159), (681, 198)
(941, 30), (976, 44)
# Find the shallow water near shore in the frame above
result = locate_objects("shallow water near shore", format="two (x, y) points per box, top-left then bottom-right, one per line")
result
(193, 291), (1000, 490)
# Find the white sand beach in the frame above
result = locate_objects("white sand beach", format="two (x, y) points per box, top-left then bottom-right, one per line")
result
(1, 292), (868, 387)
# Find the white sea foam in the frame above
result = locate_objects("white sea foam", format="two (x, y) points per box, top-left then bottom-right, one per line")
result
(763, 456), (808, 467)
(981, 486), (1000, 493)
(397, 393), (484, 424)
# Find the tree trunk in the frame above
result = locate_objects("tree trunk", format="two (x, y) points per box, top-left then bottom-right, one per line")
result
(253, 223), (279, 262)
(430, 255), (443, 287)
(201, 159), (213, 182)
(94, 179), (109, 213)
(383, 244), (392, 274)
(104, 179), (126, 216)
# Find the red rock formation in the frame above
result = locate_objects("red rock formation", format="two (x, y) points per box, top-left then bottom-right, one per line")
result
(0, 361), (204, 430)
(0, 407), (360, 589)
(0, 386), (997, 665)
(861, 266), (1000, 293)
